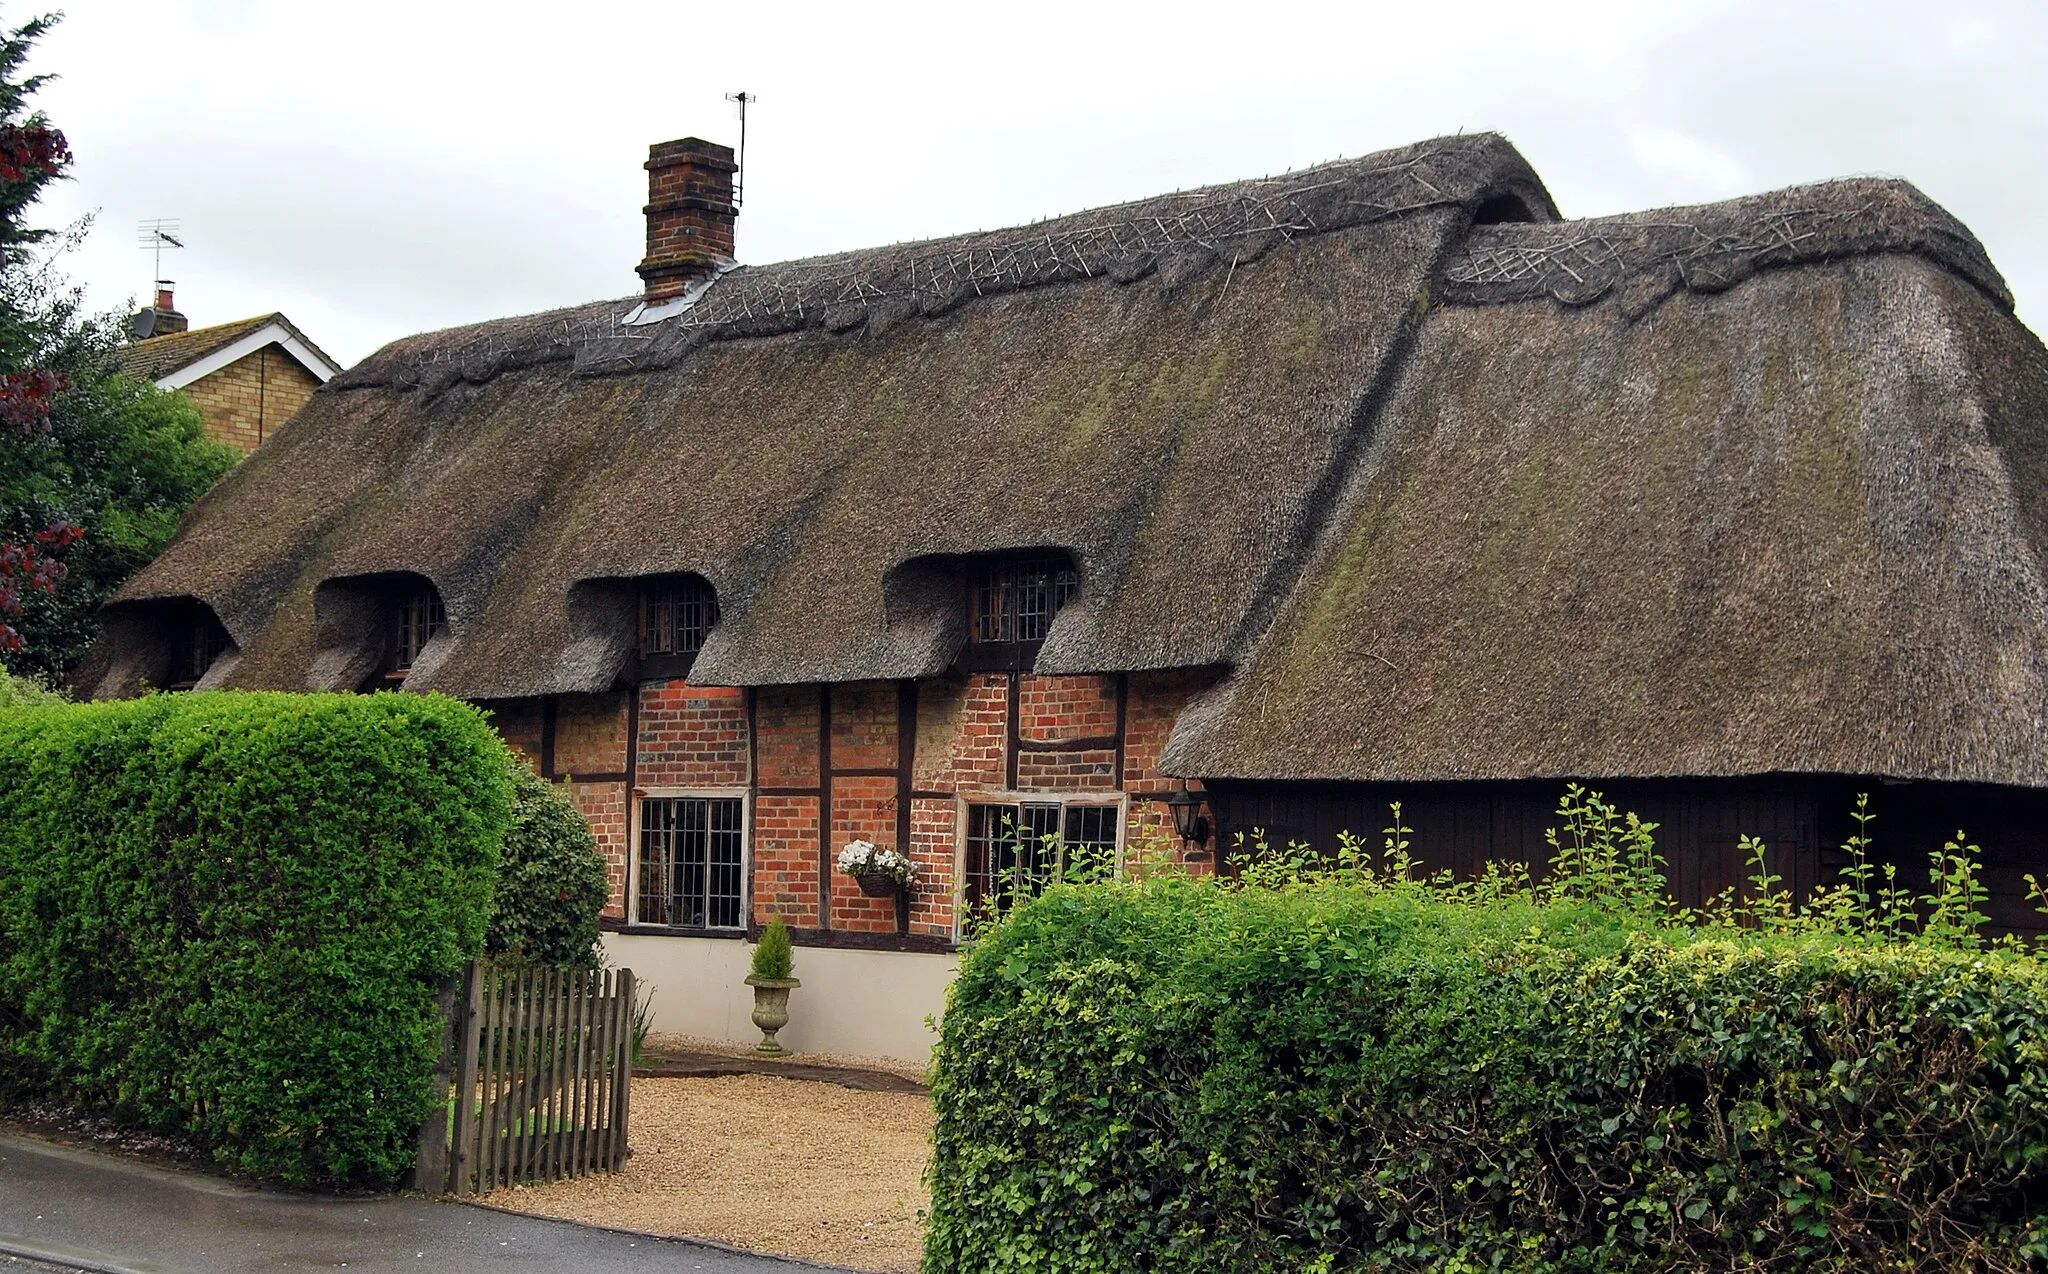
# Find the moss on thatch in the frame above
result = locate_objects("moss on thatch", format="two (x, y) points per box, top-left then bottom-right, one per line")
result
(1165, 250), (2048, 788)
(82, 135), (1545, 699)
(78, 137), (2048, 798)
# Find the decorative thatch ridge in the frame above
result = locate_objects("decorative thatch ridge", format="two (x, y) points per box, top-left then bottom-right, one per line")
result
(334, 133), (1556, 395)
(1442, 178), (2010, 314)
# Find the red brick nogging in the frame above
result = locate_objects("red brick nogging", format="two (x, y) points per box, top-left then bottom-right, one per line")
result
(754, 794), (821, 928)
(756, 685), (820, 788)
(830, 774), (899, 933)
(636, 680), (748, 788)
(569, 779), (631, 917)
(478, 666), (1223, 933)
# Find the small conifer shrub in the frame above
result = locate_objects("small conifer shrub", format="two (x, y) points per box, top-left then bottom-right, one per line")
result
(751, 914), (795, 981)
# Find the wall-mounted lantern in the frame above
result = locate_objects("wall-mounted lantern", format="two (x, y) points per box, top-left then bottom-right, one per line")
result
(1164, 785), (1210, 849)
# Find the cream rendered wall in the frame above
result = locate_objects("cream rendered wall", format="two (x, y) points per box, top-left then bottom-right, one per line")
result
(600, 932), (958, 1068)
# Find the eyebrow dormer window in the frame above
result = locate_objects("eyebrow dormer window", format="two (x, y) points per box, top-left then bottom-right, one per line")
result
(638, 575), (719, 676)
(972, 556), (1078, 645)
(166, 609), (233, 691)
(957, 553), (1078, 672)
(390, 585), (445, 677)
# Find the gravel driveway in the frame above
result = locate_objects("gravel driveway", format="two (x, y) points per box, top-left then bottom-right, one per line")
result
(503, 1074), (935, 1272)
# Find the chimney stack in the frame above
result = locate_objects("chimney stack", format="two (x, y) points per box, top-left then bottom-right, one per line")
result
(636, 137), (737, 302)
(130, 280), (188, 341)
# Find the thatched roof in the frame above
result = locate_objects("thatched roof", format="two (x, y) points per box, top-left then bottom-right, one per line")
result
(81, 138), (2048, 793)
(1163, 181), (2048, 788)
(80, 134), (1556, 699)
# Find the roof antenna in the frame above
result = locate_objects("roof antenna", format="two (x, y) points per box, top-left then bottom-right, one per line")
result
(138, 218), (183, 290)
(725, 91), (754, 208)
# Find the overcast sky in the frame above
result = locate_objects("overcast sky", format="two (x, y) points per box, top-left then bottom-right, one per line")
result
(30, 0), (2048, 368)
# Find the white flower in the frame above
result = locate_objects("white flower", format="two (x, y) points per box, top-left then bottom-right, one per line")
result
(837, 839), (914, 885)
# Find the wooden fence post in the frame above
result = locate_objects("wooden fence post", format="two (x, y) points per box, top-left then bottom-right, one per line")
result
(408, 970), (463, 1194)
(613, 968), (635, 1169)
(447, 960), (485, 1196)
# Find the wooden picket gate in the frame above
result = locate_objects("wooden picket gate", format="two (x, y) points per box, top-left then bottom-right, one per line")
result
(413, 961), (636, 1195)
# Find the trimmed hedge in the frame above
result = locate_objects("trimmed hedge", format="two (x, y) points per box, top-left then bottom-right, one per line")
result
(485, 765), (609, 970)
(0, 691), (511, 1186)
(927, 880), (2048, 1272)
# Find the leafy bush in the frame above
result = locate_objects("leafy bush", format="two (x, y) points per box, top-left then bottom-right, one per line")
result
(751, 914), (794, 981)
(0, 662), (61, 706)
(0, 691), (511, 1186)
(926, 793), (2048, 1273)
(484, 764), (608, 969)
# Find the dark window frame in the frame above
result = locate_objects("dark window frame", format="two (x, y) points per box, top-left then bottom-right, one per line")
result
(636, 575), (720, 681)
(960, 555), (1079, 671)
(634, 792), (748, 931)
(165, 611), (233, 691)
(385, 583), (446, 681)
(962, 796), (1122, 921)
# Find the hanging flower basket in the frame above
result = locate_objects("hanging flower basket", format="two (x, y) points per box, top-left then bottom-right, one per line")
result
(838, 839), (915, 897)
(857, 872), (899, 898)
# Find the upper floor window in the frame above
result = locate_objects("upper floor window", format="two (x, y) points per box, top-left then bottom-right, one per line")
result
(640, 575), (719, 657)
(970, 555), (1078, 646)
(390, 584), (445, 677)
(164, 607), (233, 691)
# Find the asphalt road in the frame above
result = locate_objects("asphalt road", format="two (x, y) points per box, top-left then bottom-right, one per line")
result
(0, 1132), (834, 1274)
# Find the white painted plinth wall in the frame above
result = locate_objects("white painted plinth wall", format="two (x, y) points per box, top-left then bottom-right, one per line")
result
(601, 932), (959, 1067)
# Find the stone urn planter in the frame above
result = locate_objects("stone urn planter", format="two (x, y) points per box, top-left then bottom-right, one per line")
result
(744, 974), (800, 1056)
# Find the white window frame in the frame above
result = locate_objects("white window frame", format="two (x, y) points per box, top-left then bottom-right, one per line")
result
(952, 789), (1128, 939)
(627, 786), (753, 932)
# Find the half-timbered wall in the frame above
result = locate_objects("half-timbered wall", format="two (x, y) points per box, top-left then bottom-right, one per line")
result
(489, 667), (1223, 949)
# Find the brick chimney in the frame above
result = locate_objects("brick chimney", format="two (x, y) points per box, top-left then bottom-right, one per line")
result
(130, 281), (188, 341)
(636, 137), (737, 301)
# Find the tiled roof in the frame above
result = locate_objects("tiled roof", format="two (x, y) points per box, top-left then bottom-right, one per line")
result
(115, 313), (340, 383)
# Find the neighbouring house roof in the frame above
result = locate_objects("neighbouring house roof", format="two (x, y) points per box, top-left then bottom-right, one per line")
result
(76, 134), (2048, 791)
(115, 313), (343, 389)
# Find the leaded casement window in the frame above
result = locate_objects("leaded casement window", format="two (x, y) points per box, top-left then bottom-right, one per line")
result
(640, 576), (719, 658)
(971, 557), (1078, 645)
(166, 614), (231, 690)
(636, 795), (746, 929)
(390, 585), (445, 676)
(964, 798), (1121, 918)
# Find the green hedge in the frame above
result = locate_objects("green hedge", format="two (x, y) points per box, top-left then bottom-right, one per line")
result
(927, 880), (2048, 1272)
(485, 764), (609, 970)
(0, 691), (511, 1186)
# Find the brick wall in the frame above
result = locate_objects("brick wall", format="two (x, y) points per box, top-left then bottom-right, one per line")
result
(756, 685), (819, 788)
(1123, 669), (1225, 876)
(472, 666), (1218, 940)
(179, 346), (322, 453)
(908, 798), (957, 937)
(636, 679), (747, 787)
(480, 698), (545, 768)
(830, 681), (898, 771)
(556, 691), (629, 775)
(912, 674), (1008, 790)
(830, 773), (899, 933)
(569, 779), (630, 917)
(754, 794), (821, 927)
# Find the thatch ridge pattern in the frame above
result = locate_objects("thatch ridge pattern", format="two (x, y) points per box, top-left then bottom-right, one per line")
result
(333, 134), (1553, 394)
(1442, 178), (2010, 313)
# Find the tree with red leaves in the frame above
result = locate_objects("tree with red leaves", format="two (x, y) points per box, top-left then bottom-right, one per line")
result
(0, 12), (73, 655)
(0, 14), (235, 673)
